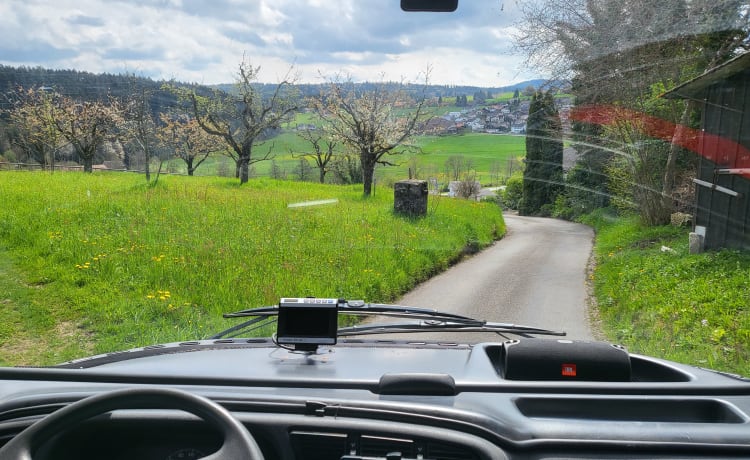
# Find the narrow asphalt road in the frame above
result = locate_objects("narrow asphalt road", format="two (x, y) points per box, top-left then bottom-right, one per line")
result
(366, 213), (597, 342)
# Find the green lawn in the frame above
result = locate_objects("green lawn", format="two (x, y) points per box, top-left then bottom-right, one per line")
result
(583, 210), (750, 377)
(0, 171), (505, 365)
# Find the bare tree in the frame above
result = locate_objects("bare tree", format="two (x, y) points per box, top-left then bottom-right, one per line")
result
(444, 155), (467, 181)
(294, 126), (338, 183)
(313, 73), (429, 196)
(171, 60), (299, 184)
(123, 79), (159, 181)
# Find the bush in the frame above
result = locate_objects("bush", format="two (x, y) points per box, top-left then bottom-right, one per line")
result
(455, 173), (481, 199)
(500, 172), (523, 210)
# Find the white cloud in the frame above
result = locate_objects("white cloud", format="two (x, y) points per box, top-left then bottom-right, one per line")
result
(0, 0), (543, 87)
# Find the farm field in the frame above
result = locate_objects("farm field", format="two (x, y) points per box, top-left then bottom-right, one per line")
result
(164, 131), (525, 187)
(0, 172), (505, 365)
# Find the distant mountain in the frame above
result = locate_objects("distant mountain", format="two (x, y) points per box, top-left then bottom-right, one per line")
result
(498, 79), (565, 92)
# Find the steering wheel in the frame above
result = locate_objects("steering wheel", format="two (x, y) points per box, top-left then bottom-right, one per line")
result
(0, 387), (265, 460)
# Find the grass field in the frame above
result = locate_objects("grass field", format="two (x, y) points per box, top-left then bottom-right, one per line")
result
(162, 110), (526, 184)
(0, 171), (505, 365)
(582, 210), (750, 377)
(163, 131), (526, 187)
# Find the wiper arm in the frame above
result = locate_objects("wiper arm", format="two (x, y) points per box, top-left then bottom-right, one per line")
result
(215, 299), (566, 339)
(337, 320), (566, 337)
(223, 300), (482, 324)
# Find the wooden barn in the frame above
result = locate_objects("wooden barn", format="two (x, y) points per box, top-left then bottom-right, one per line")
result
(665, 53), (750, 251)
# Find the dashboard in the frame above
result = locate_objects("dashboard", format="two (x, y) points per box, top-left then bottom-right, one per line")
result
(0, 339), (749, 459)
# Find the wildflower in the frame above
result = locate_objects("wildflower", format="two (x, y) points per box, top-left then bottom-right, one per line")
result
(701, 319), (709, 327)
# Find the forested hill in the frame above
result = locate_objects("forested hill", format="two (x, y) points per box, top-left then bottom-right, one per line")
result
(211, 79), (561, 99)
(0, 65), (215, 114)
(0, 64), (562, 109)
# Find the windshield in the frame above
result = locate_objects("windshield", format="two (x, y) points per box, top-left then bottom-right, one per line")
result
(0, 0), (748, 377)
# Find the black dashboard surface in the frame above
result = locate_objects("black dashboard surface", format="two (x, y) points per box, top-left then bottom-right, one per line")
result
(1, 340), (749, 459)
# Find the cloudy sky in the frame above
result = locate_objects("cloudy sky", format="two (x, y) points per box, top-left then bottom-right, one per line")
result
(0, 0), (543, 87)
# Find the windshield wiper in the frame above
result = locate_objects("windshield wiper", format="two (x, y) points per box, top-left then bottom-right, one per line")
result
(336, 321), (565, 337)
(224, 300), (481, 322)
(211, 300), (565, 339)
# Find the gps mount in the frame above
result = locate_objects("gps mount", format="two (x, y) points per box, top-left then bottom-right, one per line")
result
(276, 297), (339, 353)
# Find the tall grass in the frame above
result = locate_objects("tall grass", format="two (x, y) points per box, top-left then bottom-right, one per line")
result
(582, 210), (750, 377)
(0, 172), (504, 365)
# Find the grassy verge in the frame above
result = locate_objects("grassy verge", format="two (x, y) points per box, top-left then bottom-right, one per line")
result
(0, 171), (504, 365)
(582, 209), (750, 377)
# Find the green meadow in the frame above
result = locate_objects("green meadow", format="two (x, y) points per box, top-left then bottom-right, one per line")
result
(161, 108), (525, 186)
(164, 132), (525, 187)
(583, 210), (750, 376)
(0, 172), (505, 365)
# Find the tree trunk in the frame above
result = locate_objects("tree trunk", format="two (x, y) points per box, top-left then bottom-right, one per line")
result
(145, 158), (151, 182)
(660, 100), (697, 220)
(187, 158), (195, 176)
(319, 168), (326, 184)
(362, 158), (375, 197)
(83, 156), (93, 173)
(239, 155), (250, 184)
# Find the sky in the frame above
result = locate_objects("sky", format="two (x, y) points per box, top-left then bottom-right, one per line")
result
(0, 0), (543, 87)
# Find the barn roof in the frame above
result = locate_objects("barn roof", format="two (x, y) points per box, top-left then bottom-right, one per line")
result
(663, 52), (750, 100)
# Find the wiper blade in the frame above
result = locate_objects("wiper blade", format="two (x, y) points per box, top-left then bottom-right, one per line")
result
(337, 320), (566, 337)
(208, 315), (276, 340)
(223, 300), (482, 324)
(216, 300), (565, 338)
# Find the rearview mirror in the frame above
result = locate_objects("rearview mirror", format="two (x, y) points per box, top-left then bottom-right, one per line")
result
(401, 0), (458, 12)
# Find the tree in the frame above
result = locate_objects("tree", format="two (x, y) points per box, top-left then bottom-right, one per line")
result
(313, 74), (429, 196)
(520, 91), (563, 216)
(514, 0), (750, 224)
(269, 159), (285, 180)
(50, 95), (121, 173)
(294, 126), (337, 183)
(329, 153), (363, 185)
(172, 60), (299, 184)
(293, 157), (314, 181)
(6, 87), (62, 169)
(123, 79), (159, 181)
(444, 155), (471, 182)
(157, 114), (219, 176)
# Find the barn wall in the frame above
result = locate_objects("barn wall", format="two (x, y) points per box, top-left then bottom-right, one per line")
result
(695, 69), (750, 251)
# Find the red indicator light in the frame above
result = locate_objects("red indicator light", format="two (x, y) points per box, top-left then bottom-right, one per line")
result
(562, 363), (577, 377)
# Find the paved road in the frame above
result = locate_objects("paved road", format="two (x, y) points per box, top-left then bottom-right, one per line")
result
(365, 213), (596, 342)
